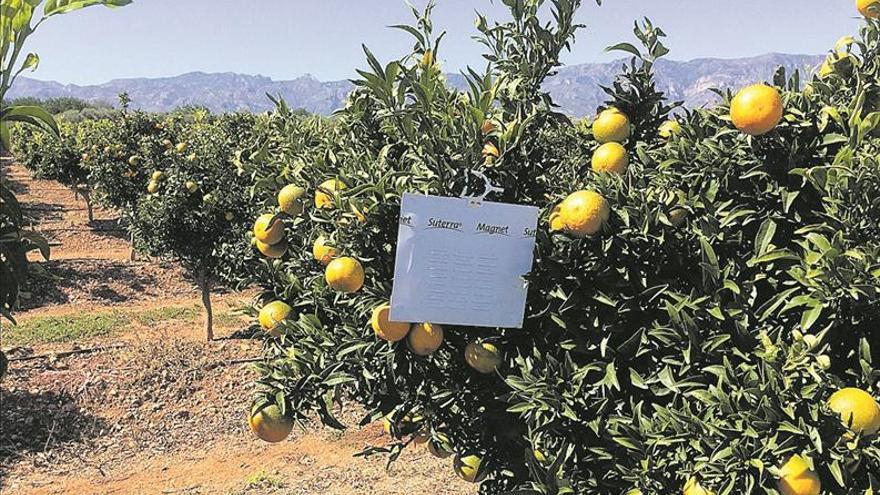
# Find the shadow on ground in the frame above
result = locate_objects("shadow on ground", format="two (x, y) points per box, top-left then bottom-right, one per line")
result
(0, 387), (108, 486)
(21, 202), (64, 224)
(86, 218), (131, 242)
(21, 259), (160, 310)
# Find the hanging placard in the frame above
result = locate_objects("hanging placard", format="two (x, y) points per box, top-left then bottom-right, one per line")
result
(389, 192), (539, 329)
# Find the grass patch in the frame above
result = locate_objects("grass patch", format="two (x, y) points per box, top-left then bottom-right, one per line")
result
(3, 312), (120, 346)
(225, 470), (285, 494)
(244, 470), (284, 489)
(132, 305), (199, 326)
(3, 304), (200, 346)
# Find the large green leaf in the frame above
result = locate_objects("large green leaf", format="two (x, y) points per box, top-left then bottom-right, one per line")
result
(42, 0), (132, 16)
(0, 105), (59, 136)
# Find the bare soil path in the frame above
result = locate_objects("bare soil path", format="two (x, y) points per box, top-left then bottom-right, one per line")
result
(0, 163), (471, 494)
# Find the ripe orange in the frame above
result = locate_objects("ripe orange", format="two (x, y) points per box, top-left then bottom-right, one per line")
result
(482, 142), (500, 162)
(549, 209), (565, 231)
(151, 170), (164, 181)
(828, 387), (880, 435)
(256, 239), (287, 259)
(557, 190), (610, 237)
(312, 235), (339, 265)
(683, 477), (715, 495)
(253, 213), (285, 245)
(278, 184), (305, 216)
(175, 142), (188, 153)
(464, 342), (501, 374)
(730, 84), (784, 136)
(659, 119), (682, 138)
(777, 455), (821, 495)
(248, 402), (293, 443)
(858, 0), (880, 18)
(453, 453), (487, 483)
(407, 322), (443, 356)
(669, 207), (688, 227)
(325, 257), (365, 293)
(259, 300), (292, 337)
(427, 433), (453, 458)
(371, 304), (411, 342)
(592, 107), (631, 143)
(147, 181), (160, 194)
(591, 142), (629, 174)
(315, 179), (346, 209)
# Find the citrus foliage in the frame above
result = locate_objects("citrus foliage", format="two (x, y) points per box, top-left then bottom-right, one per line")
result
(239, 2), (880, 494)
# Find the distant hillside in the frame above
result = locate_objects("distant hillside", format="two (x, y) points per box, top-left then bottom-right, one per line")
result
(8, 53), (823, 117)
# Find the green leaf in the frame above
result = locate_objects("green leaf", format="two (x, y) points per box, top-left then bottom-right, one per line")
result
(0, 105), (59, 137)
(43, 0), (132, 17)
(605, 42), (641, 58)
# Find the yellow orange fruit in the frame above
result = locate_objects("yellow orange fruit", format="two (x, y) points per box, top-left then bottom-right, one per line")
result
(407, 322), (443, 356)
(464, 342), (501, 374)
(256, 239), (287, 259)
(828, 387), (880, 435)
(591, 142), (629, 174)
(557, 190), (610, 237)
(185, 180), (199, 193)
(258, 300), (291, 337)
(659, 119), (682, 138)
(592, 107), (631, 143)
(683, 477), (715, 495)
(858, 0), (880, 18)
(325, 257), (365, 293)
(453, 453), (487, 483)
(151, 170), (164, 181)
(312, 235), (339, 265)
(427, 433), (453, 458)
(371, 304), (411, 342)
(669, 207), (688, 227)
(482, 142), (500, 162)
(315, 179), (346, 209)
(730, 84), (784, 136)
(175, 142), (188, 153)
(248, 403), (293, 443)
(278, 184), (305, 216)
(147, 180), (160, 194)
(549, 210), (565, 231)
(777, 455), (821, 495)
(253, 213), (285, 245)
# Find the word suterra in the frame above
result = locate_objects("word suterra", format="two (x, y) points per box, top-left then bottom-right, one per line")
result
(427, 217), (463, 231)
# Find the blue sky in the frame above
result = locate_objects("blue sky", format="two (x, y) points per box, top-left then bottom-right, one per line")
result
(21, 0), (863, 85)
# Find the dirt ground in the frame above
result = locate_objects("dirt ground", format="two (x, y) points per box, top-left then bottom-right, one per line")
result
(0, 162), (473, 495)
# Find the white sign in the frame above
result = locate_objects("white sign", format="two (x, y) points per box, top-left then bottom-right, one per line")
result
(389, 193), (539, 329)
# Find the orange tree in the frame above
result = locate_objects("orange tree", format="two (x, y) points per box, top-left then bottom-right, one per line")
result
(237, 2), (880, 493)
(1, 0), (132, 378)
(128, 110), (260, 340)
(12, 120), (99, 221)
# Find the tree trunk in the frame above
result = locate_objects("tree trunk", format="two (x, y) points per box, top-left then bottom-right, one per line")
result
(81, 188), (94, 223)
(129, 230), (137, 262)
(198, 272), (214, 341)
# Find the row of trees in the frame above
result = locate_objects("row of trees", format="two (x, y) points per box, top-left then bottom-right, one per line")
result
(12, 104), (268, 339)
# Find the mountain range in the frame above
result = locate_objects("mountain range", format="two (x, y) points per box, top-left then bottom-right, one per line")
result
(7, 53), (824, 117)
